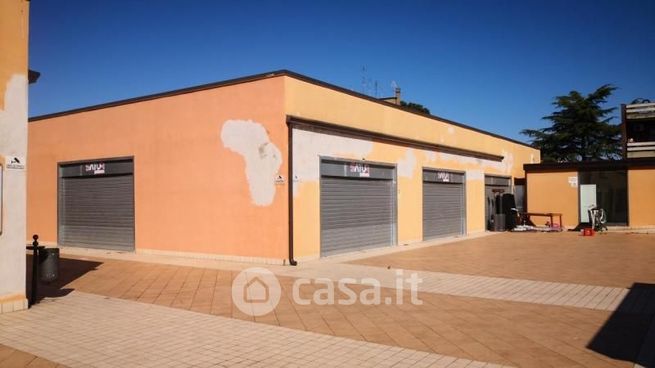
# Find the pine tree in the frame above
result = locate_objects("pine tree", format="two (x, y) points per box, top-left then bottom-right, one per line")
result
(522, 85), (621, 162)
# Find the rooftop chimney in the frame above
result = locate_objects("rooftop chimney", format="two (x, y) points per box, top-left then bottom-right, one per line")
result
(395, 87), (401, 105)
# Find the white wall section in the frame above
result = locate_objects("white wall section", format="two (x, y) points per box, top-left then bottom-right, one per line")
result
(438, 151), (515, 175)
(397, 149), (416, 178)
(0, 74), (28, 299)
(0, 75), (27, 154)
(220, 119), (282, 206)
(292, 128), (373, 195)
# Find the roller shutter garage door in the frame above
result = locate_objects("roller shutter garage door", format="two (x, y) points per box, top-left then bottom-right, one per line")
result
(59, 159), (135, 251)
(423, 170), (466, 239)
(320, 159), (396, 256)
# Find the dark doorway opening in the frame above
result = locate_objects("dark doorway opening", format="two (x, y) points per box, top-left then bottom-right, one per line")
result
(579, 170), (628, 225)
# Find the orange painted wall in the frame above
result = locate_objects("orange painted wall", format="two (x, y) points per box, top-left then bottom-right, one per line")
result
(628, 168), (655, 227)
(0, 0), (28, 110)
(29, 72), (544, 261)
(526, 171), (578, 228)
(284, 77), (540, 179)
(27, 77), (289, 259)
(285, 77), (540, 258)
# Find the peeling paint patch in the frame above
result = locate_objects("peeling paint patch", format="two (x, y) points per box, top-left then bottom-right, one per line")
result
(439, 150), (515, 175)
(220, 119), (282, 206)
(439, 152), (482, 166)
(0, 73), (28, 297)
(397, 149), (416, 178)
(501, 150), (515, 174)
(466, 169), (484, 181)
(447, 127), (455, 134)
(292, 129), (373, 196)
(0, 74), (28, 155)
(423, 150), (437, 162)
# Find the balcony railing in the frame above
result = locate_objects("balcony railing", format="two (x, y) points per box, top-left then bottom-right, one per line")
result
(626, 141), (655, 158)
(626, 102), (655, 120)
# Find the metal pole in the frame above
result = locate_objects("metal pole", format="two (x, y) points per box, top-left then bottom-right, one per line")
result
(28, 234), (40, 307)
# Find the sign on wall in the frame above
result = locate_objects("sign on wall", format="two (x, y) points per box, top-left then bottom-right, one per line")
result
(568, 176), (578, 188)
(5, 156), (25, 170)
(84, 162), (106, 175)
(320, 159), (394, 180)
(423, 169), (465, 184)
(348, 162), (370, 177)
(60, 159), (133, 178)
(436, 171), (451, 182)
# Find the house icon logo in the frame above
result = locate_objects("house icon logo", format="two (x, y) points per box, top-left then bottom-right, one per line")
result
(244, 276), (269, 303)
(232, 267), (281, 316)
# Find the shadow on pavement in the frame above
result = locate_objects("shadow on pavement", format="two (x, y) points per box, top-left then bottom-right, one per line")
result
(26, 254), (102, 304)
(587, 283), (655, 367)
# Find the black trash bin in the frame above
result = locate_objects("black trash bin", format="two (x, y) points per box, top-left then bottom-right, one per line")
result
(39, 248), (59, 282)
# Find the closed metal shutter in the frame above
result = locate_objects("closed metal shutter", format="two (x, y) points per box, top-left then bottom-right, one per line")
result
(423, 170), (465, 239)
(59, 159), (134, 251)
(320, 159), (396, 256)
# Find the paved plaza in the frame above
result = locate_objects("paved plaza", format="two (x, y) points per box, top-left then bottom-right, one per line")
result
(1, 232), (654, 367)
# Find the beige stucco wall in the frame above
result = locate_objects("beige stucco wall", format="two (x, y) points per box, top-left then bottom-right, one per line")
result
(286, 77), (540, 258)
(526, 171), (579, 228)
(28, 77), (290, 262)
(0, 0), (29, 313)
(284, 77), (540, 179)
(28, 72), (541, 263)
(292, 128), (512, 258)
(628, 168), (655, 227)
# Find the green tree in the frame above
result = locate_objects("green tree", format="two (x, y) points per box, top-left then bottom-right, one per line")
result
(630, 98), (651, 104)
(521, 84), (621, 162)
(401, 101), (430, 114)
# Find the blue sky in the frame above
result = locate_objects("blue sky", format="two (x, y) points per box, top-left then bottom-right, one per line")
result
(29, 0), (655, 142)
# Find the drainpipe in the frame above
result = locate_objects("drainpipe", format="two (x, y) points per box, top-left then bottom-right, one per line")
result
(287, 120), (298, 266)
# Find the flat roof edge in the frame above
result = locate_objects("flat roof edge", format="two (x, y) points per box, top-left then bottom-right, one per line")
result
(29, 69), (534, 149)
(29, 70), (290, 122)
(288, 115), (505, 162)
(283, 71), (535, 149)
